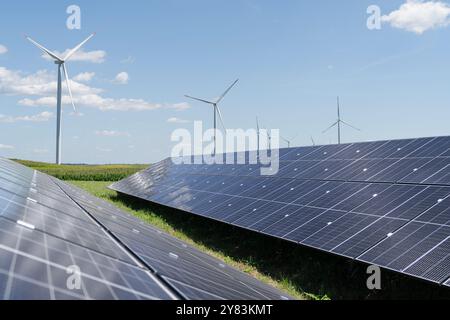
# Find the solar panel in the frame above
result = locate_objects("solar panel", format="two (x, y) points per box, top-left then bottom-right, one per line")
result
(111, 136), (450, 288)
(0, 158), (290, 300)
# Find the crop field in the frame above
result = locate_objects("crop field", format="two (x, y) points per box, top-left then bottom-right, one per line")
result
(17, 159), (450, 300)
(14, 159), (147, 181)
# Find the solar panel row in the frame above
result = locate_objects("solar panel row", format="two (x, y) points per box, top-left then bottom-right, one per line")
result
(111, 136), (450, 288)
(0, 158), (290, 300)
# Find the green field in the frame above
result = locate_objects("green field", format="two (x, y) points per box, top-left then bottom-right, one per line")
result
(18, 160), (450, 300)
(14, 159), (147, 181)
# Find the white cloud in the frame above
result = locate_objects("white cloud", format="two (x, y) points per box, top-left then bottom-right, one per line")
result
(73, 72), (95, 82)
(1, 66), (188, 112)
(0, 111), (53, 123)
(17, 112), (53, 122)
(79, 95), (162, 111)
(0, 144), (14, 149)
(167, 117), (190, 124)
(0, 45), (7, 55)
(96, 147), (112, 152)
(382, 0), (450, 34)
(70, 111), (84, 117)
(168, 102), (191, 111)
(19, 97), (55, 107)
(0, 67), (102, 97)
(114, 72), (129, 84)
(20, 94), (177, 112)
(33, 148), (48, 154)
(95, 130), (130, 137)
(121, 56), (135, 64)
(42, 49), (106, 63)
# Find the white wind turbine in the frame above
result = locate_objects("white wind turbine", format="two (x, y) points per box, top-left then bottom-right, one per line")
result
(280, 132), (301, 149)
(185, 79), (239, 155)
(26, 33), (95, 165)
(322, 96), (360, 145)
(258, 120), (274, 150)
(256, 117), (260, 155)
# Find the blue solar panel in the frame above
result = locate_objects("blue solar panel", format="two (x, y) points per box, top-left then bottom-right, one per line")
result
(111, 136), (450, 287)
(0, 158), (291, 300)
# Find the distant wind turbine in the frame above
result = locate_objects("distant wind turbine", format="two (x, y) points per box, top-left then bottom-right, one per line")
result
(280, 136), (290, 148)
(256, 116), (260, 155)
(322, 96), (360, 144)
(26, 33), (95, 165)
(185, 79), (239, 155)
(280, 132), (300, 148)
(264, 127), (272, 150)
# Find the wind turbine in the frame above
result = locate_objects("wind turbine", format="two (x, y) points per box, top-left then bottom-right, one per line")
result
(256, 116), (260, 156)
(264, 127), (272, 150)
(185, 79), (239, 155)
(258, 120), (277, 150)
(280, 132), (301, 148)
(26, 33), (95, 165)
(322, 96), (360, 144)
(280, 136), (291, 148)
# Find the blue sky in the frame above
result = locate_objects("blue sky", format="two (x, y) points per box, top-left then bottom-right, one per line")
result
(1, 0), (450, 164)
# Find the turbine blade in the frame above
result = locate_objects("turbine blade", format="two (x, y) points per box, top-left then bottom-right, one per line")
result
(184, 95), (214, 104)
(322, 121), (339, 134)
(280, 135), (289, 144)
(341, 120), (361, 131)
(64, 33), (96, 61)
(290, 132), (300, 141)
(25, 36), (63, 62)
(62, 64), (76, 112)
(216, 105), (226, 132)
(216, 79), (239, 104)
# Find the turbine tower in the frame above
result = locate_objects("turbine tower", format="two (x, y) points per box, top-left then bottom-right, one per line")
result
(322, 96), (360, 144)
(263, 126), (272, 150)
(256, 116), (260, 156)
(280, 136), (291, 148)
(185, 79), (239, 155)
(26, 33), (95, 165)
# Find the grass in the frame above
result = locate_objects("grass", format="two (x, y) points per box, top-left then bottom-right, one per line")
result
(17, 159), (450, 300)
(13, 159), (147, 181)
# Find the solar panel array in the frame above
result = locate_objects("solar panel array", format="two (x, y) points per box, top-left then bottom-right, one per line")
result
(0, 158), (290, 300)
(110, 136), (450, 288)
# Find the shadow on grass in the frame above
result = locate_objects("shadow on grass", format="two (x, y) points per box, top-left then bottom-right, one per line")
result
(112, 192), (450, 300)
